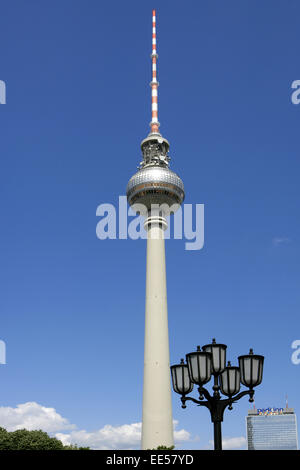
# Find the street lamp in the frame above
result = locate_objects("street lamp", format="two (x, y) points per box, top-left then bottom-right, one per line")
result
(171, 340), (264, 450)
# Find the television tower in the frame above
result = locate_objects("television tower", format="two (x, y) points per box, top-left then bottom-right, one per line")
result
(126, 10), (185, 449)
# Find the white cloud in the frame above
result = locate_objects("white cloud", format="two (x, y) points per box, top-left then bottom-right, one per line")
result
(272, 237), (291, 247)
(222, 436), (247, 449)
(208, 436), (246, 450)
(55, 423), (142, 450)
(173, 420), (191, 443)
(0, 402), (76, 433)
(56, 419), (191, 450)
(0, 402), (191, 450)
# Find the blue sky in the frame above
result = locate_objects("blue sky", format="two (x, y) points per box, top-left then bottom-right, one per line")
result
(0, 0), (300, 449)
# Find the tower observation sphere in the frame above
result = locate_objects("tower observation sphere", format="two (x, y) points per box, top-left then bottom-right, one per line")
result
(126, 134), (185, 213)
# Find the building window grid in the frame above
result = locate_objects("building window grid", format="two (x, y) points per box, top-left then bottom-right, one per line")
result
(246, 413), (298, 450)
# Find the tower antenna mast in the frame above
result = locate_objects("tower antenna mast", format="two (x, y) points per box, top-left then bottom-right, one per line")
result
(150, 9), (159, 134)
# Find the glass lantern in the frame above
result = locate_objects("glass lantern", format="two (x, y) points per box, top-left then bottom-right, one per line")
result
(186, 346), (212, 386)
(219, 361), (240, 397)
(202, 338), (227, 375)
(238, 349), (264, 388)
(171, 359), (193, 395)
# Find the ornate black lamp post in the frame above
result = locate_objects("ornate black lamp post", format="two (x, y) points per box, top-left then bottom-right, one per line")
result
(171, 339), (264, 450)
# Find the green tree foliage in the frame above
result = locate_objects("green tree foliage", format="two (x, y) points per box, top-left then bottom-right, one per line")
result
(146, 445), (175, 450)
(155, 445), (175, 450)
(0, 427), (90, 450)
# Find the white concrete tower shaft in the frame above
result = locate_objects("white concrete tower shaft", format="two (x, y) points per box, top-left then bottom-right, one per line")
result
(126, 9), (184, 451)
(142, 214), (174, 449)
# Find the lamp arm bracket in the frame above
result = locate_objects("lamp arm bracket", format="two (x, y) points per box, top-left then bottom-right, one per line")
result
(181, 395), (212, 412)
(230, 389), (254, 404)
(198, 386), (213, 403)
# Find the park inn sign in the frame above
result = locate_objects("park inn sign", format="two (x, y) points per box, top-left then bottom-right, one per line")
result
(257, 408), (284, 416)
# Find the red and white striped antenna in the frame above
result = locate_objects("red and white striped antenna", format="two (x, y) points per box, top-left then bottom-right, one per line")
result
(150, 9), (160, 134)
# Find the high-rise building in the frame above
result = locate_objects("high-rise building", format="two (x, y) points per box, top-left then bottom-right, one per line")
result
(126, 10), (184, 450)
(246, 407), (298, 450)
